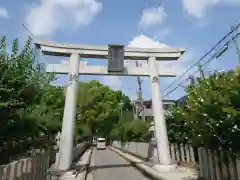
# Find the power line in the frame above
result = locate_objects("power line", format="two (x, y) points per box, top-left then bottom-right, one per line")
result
(162, 39), (232, 98)
(138, 0), (148, 34)
(21, 0), (39, 39)
(22, 23), (36, 40)
(139, 0), (165, 35)
(161, 23), (240, 94)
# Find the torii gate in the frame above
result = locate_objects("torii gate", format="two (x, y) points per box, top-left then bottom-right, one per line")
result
(35, 41), (185, 172)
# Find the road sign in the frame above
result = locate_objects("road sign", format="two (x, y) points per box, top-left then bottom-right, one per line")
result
(108, 44), (124, 72)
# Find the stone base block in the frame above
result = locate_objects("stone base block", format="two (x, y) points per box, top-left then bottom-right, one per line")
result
(48, 169), (77, 180)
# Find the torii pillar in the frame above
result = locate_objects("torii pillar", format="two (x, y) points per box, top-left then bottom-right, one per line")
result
(35, 40), (185, 173)
(149, 56), (173, 171)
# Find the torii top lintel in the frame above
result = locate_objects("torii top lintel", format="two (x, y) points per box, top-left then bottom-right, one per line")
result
(35, 40), (185, 61)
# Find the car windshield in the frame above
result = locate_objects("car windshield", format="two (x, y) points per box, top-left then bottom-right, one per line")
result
(98, 139), (105, 142)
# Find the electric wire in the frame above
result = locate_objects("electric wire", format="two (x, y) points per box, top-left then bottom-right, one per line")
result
(139, 0), (165, 35)
(161, 23), (240, 96)
(22, 23), (36, 40)
(162, 39), (233, 98)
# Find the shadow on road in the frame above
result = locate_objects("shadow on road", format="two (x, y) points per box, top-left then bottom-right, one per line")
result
(91, 161), (146, 170)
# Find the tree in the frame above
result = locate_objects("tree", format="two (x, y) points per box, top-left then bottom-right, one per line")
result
(115, 90), (132, 111)
(166, 68), (240, 150)
(0, 36), (55, 163)
(26, 85), (65, 148)
(109, 118), (150, 142)
(75, 80), (121, 140)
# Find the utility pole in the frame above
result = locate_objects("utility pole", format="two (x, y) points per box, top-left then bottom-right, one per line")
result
(198, 64), (205, 78)
(189, 75), (195, 85)
(136, 61), (145, 121)
(231, 26), (240, 64)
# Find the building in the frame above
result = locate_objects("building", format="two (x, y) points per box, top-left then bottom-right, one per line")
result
(133, 99), (175, 120)
(133, 95), (188, 120)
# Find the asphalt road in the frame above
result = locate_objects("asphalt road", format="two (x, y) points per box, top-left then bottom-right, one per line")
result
(89, 147), (151, 180)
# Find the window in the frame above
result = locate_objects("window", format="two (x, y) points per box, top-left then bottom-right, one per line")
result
(98, 139), (105, 142)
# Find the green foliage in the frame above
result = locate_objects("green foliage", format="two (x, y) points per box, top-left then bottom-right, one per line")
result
(166, 68), (240, 150)
(75, 81), (122, 140)
(27, 85), (65, 146)
(0, 36), (60, 164)
(115, 90), (133, 111)
(109, 118), (150, 142)
(74, 80), (148, 143)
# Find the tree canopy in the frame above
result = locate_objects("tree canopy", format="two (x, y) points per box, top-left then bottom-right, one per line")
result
(166, 68), (240, 151)
(0, 36), (63, 164)
(75, 80), (135, 141)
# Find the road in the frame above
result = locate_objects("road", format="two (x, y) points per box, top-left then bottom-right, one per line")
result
(89, 148), (151, 180)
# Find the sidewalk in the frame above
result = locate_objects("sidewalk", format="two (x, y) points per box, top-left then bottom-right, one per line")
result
(108, 146), (199, 180)
(48, 148), (93, 180)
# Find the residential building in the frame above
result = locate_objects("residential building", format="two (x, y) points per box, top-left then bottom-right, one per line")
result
(133, 99), (175, 120)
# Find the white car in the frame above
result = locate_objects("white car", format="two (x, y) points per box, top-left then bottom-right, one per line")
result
(96, 138), (106, 150)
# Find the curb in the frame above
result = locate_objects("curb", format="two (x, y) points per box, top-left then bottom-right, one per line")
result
(85, 148), (95, 180)
(76, 148), (93, 180)
(108, 146), (165, 180)
(47, 148), (93, 180)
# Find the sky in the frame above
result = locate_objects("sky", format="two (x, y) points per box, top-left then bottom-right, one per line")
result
(0, 0), (240, 101)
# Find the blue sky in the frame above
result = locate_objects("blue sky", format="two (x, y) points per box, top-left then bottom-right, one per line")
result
(0, 0), (240, 100)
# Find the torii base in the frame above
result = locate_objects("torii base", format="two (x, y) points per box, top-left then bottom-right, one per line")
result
(48, 169), (77, 180)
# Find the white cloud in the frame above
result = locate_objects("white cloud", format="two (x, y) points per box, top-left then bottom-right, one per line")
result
(139, 7), (167, 28)
(0, 7), (9, 19)
(183, 0), (240, 18)
(125, 34), (169, 67)
(25, 0), (102, 36)
(125, 34), (195, 76)
(102, 76), (122, 90)
(128, 34), (168, 48)
(183, 0), (218, 18)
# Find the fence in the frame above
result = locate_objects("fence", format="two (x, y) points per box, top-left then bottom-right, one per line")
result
(0, 142), (89, 180)
(0, 151), (53, 180)
(169, 143), (197, 165)
(198, 147), (240, 180)
(113, 141), (240, 180)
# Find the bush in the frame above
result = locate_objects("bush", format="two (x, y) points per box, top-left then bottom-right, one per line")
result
(166, 68), (240, 151)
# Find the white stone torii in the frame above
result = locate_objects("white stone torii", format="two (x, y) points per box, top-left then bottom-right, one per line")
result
(35, 40), (185, 172)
